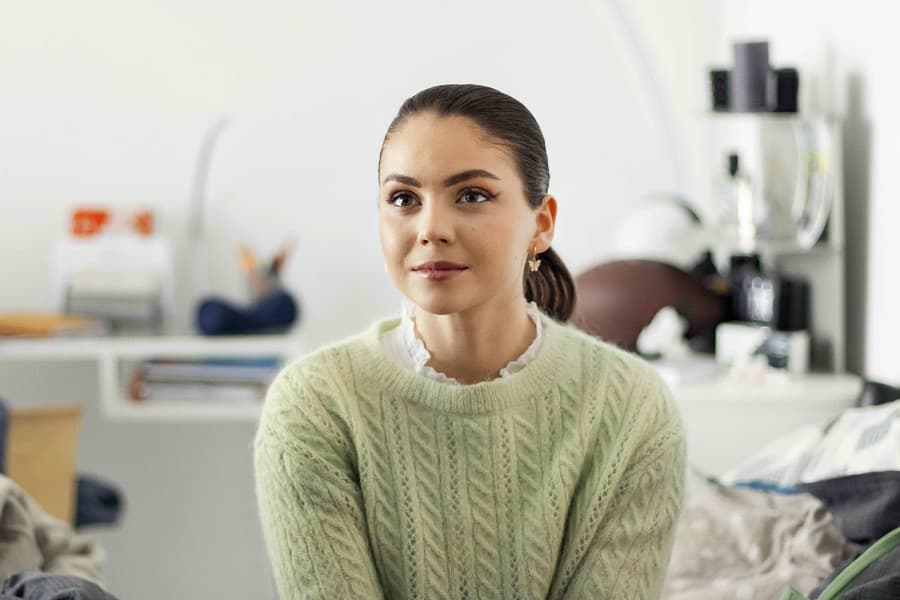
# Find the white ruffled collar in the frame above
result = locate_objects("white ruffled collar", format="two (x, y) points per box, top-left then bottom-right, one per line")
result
(398, 296), (544, 386)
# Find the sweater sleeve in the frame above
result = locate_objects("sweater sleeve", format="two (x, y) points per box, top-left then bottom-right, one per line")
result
(253, 363), (385, 600)
(556, 370), (687, 600)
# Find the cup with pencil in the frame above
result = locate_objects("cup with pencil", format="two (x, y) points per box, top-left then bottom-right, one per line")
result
(195, 237), (300, 335)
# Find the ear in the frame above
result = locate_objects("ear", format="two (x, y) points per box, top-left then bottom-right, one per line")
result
(531, 195), (557, 252)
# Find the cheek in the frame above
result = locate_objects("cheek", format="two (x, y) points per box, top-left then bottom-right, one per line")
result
(378, 212), (397, 248)
(378, 213), (412, 264)
(471, 220), (527, 269)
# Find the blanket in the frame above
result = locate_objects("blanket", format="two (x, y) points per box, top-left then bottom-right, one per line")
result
(662, 467), (854, 600)
(0, 475), (106, 587)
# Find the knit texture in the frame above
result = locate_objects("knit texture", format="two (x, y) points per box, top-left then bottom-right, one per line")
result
(253, 310), (687, 599)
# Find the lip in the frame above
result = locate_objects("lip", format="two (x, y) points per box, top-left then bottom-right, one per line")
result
(412, 261), (468, 271)
(412, 261), (468, 282)
(415, 268), (465, 281)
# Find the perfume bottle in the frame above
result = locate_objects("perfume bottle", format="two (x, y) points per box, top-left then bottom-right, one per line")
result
(718, 152), (758, 251)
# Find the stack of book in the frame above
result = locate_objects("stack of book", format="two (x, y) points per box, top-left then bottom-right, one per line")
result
(127, 356), (282, 404)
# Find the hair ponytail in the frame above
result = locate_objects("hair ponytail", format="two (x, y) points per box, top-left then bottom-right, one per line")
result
(524, 245), (576, 322)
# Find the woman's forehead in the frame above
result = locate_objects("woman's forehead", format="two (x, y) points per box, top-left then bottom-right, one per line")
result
(380, 114), (515, 183)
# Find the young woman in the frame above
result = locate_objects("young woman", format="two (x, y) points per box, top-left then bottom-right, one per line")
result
(254, 84), (686, 599)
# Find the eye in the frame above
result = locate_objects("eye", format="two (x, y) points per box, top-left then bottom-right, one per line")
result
(459, 188), (493, 204)
(386, 191), (419, 208)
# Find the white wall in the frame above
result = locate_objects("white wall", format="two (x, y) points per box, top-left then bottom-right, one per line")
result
(0, 1), (713, 598)
(0, 0), (710, 342)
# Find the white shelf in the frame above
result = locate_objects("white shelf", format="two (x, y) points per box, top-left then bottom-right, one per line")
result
(710, 238), (843, 258)
(0, 333), (303, 359)
(104, 401), (263, 422)
(0, 333), (308, 421)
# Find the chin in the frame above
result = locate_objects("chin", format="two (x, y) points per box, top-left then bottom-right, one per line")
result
(405, 290), (472, 317)
(409, 299), (459, 316)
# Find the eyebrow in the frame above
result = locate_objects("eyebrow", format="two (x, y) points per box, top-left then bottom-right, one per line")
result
(381, 169), (500, 187)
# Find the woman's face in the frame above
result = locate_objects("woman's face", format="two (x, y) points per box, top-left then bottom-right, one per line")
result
(378, 112), (554, 316)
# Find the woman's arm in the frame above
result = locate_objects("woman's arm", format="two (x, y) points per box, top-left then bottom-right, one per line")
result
(550, 371), (688, 599)
(253, 365), (385, 600)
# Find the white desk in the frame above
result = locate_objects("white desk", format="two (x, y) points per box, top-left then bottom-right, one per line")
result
(670, 373), (863, 476)
(0, 334), (308, 421)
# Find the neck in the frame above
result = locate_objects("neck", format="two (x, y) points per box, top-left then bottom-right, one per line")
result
(411, 295), (536, 385)
(364, 309), (568, 414)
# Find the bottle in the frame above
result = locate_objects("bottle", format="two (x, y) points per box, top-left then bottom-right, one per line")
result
(718, 152), (757, 251)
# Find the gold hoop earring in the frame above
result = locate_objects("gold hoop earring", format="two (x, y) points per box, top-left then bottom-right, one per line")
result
(527, 246), (541, 272)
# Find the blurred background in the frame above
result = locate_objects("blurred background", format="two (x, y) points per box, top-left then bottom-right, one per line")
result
(0, 0), (898, 598)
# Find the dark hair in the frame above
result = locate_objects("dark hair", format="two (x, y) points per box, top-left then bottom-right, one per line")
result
(378, 83), (577, 322)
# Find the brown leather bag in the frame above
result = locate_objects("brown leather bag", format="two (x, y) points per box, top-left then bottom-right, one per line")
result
(571, 259), (728, 352)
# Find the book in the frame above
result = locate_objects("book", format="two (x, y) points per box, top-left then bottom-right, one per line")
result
(136, 381), (264, 404)
(139, 357), (281, 385)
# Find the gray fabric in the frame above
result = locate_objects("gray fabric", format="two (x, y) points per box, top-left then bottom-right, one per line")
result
(0, 572), (118, 600)
(799, 471), (900, 599)
(797, 470), (900, 545)
(662, 467), (855, 600)
(809, 544), (900, 600)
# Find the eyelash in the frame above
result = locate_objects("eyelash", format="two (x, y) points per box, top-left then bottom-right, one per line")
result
(386, 187), (494, 208)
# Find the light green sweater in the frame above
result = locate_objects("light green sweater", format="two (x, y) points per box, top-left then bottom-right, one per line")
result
(253, 310), (687, 599)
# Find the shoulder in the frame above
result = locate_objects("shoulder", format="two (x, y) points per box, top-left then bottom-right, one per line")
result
(267, 318), (385, 402)
(256, 324), (379, 443)
(548, 315), (682, 441)
(571, 329), (685, 480)
(547, 315), (668, 398)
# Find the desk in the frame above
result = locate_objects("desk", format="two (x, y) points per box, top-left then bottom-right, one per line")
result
(0, 334), (308, 421)
(670, 373), (863, 476)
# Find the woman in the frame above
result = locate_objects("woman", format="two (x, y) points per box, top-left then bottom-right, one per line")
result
(254, 84), (686, 599)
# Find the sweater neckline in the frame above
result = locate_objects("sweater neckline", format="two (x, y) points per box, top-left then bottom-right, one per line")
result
(359, 308), (570, 414)
(395, 296), (545, 385)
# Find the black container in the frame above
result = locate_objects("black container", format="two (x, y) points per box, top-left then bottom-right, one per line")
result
(709, 69), (730, 111)
(772, 67), (799, 113)
(733, 274), (810, 331)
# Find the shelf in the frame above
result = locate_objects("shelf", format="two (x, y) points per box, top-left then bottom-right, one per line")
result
(703, 111), (838, 124)
(0, 333), (305, 360)
(710, 239), (843, 259)
(712, 238), (841, 255)
(0, 332), (308, 422)
(104, 400), (263, 422)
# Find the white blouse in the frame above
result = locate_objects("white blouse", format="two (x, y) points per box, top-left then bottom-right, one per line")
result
(380, 296), (544, 386)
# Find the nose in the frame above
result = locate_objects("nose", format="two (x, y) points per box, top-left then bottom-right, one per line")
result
(416, 199), (454, 246)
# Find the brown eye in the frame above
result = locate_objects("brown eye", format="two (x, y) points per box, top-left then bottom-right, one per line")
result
(387, 192), (418, 208)
(459, 188), (492, 204)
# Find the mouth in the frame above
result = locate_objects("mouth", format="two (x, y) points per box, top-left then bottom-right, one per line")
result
(412, 261), (468, 281)
(412, 261), (468, 272)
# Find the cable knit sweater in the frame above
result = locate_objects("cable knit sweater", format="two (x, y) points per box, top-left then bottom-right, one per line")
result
(253, 309), (687, 599)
